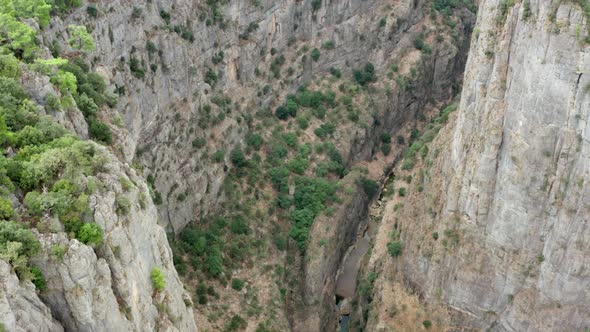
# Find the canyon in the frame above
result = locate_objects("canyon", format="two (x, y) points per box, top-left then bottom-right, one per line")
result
(1, 0), (588, 331)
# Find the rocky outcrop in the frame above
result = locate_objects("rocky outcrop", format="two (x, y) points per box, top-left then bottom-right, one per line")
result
(31, 147), (196, 331)
(0, 260), (63, 332)
(366, 0), (590, 330)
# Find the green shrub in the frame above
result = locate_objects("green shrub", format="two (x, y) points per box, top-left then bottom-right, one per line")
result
(423, 320), (432, 329)
(0, 221), (40, 277)
(230, 148), (247, 168)
(0, 54), (22, 79)
(398, 187), (407, 196)
(329, 67), (341, 78)
(116, 196), (131, 215)
(89, 120), (113, 144)
(361, 178), (379, 198)
(311, 0), (322, 12)
(205, 68), (218, 87)
(51, 244), (67, 260)
(0, 197), (14, 220)
(224, 315), (247, 332)
(192, 137), (206, 149)
(322, 40), (335, 49)
(77, 223), (103, 246)
(151, 267), (166, 291)
(129, 57), (146, 78)
(387, 240), (403, 257)
(86, 5), (98, 18)
(231, 278), (245, 291)
(311, 48), (321, 62)
(246, 133), (263, 150)
(353, 63), (377, 86)
(212, 150), (225, 163)
(30, 266), (47, 291)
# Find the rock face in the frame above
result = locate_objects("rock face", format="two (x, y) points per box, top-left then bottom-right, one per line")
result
(0, 260), (63, 332)
(44, 0), (470, 233)
(367, 0), (590, 330)
(31, 148), (196, 332)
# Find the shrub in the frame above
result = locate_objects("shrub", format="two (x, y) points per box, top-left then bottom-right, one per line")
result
(423, 320), (432, 329)
(387, 241), (403, 257)
(246, 133), (263, 150)
(77, 223), (103, 246)
(0, 197), (14, 220)
(381, 143), (391, 155)
(398, 187), (407, 196)
(329, 67), (341, 78)
(353, 63), (377, 86)
(212, 150), (225, 163)
(51, 244), (67, 260)
(311, 0), (322, 12)
(86, 5), (98, 17)
(231, 278), (245, 291)
(192, 137), (206, 149)
(205, 69), (219, 87)
(311, 48), (321, 62)
(0, 221), (40, 277)
(230, 217), (250, 235)
(89, 120), (113, 144)
(432, 232), (439, 240)
(362, 178), (379, 198)
(116, 196), (131, 215)
(225, 315), (247, 332)
(230, 148), (248, 168)
(30, 266), (47, 291)
(322, 40), (335, 49)
(151, 267), (166, 291)
(129, 57), (146, 78)
(0, 54), (22, 79)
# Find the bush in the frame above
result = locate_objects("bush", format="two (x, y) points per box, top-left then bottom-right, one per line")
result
(0, 197), (14, 220)
(128, 57), (146, 78)
(225, 315), (247, 332)
(116, 196), (131, 215)
(30, 266), (47, 291)
(51, 244), (67, 260)
(212, 150), (225, 163)
(362, 178), (379, 198)
(311, 48), (321, 62)
(151, 267), (166, 291)
(77, 223), (103, 246)
(353, 63), (377, 86)
(0, 221), (40, 277)
(230, 148), (248, 168)
(398, 187), (407, 196)
(86, 5), (98, 18)
(192, 137), (206, 149)
(246, 133), (263, 150)
(387, 240), (403, 257)
(423, 320), (432, 329)
(329, 67), (341, 78)
(89, 120), (113, 144)
(231, 278), (245, 291)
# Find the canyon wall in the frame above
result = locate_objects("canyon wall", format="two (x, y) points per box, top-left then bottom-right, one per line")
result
(363, 0), (590, 330)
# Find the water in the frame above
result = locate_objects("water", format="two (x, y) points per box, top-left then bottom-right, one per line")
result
(339, 315), (350, 332)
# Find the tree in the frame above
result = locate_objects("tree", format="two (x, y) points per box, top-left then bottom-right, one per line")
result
(67, 24), (95, 52)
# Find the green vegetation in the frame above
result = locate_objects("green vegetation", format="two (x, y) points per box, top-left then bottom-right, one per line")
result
(387, 230), (403, 257)
(151, 267), (166, 291)
(77, 223), (104, 247)
(353, 63), (377, 86)
(231, 278), (245, 291)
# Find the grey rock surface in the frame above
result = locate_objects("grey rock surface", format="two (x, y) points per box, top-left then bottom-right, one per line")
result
(371, 0), (590, 331)
(0, 260), (63, 332)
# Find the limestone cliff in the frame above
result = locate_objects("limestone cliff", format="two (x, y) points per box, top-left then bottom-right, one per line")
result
(362, 0), (590, 330)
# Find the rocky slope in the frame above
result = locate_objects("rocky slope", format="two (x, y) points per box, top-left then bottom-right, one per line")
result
(358, 0), (590, 331)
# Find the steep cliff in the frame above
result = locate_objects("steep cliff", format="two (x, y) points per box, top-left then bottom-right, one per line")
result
(361, 0), (590, 330)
